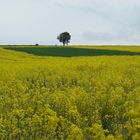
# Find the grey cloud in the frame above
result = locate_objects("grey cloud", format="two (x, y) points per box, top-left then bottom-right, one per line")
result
(81, 29), (140, 44)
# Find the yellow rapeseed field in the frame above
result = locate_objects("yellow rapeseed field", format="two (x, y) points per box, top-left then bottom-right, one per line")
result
(0, 46), (140, 140)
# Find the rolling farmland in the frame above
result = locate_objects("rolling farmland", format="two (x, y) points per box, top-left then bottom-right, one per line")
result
(0, 46), (140, 140)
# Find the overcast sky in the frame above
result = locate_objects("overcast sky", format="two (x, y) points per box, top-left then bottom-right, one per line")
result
(0, 0), (140, 45)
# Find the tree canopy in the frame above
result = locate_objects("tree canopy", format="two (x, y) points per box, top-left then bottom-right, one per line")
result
(57, 32), (71, 46)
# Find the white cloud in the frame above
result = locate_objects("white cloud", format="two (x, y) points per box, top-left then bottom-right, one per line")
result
(0, 0), (140, 45)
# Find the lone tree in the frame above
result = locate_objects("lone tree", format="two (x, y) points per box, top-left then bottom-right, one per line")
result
(57, 32), (71, 46)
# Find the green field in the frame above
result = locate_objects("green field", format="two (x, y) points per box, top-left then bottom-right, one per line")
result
(0, 46), (140, 140)
(5, 46), (140, 57)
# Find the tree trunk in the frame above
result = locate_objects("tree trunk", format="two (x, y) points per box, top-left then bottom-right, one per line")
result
(63, 42), (65, 46)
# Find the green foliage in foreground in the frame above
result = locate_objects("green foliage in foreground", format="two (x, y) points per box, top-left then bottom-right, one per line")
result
(0, 46), (140, 140)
